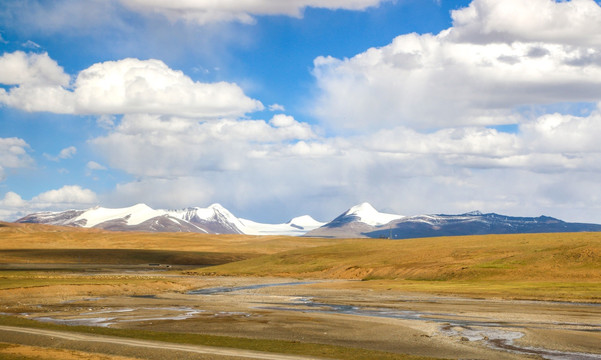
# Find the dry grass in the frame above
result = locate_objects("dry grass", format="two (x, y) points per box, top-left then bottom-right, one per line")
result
(205, 232), (601, 301)
(0, 342), (140, 360)
(0, 316), (438, 360)
(0, 222), (337, 256)
(3, 222), (601, 302)
(207, 232), (601, 280)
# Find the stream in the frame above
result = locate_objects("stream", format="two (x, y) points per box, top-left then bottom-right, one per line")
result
(27, 281), (601, 360)
(194, 283), (601, 360)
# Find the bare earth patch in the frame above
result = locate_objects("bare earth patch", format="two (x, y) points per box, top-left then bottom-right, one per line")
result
(0, 342), (140, 360)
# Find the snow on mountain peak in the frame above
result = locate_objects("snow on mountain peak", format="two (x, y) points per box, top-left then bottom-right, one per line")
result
(344, 202), (403, 226)
(288, 215), (325, 228)
(75, 203), (166, 228)
(208, 203), (226, 210)
(346, 202), (377, 215)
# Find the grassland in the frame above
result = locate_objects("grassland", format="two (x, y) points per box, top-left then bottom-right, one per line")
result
(2, 222), (601, 302)
(203, 232), (601, 302)
(2, 222), (601, 359)
(0, 221), (338, 255)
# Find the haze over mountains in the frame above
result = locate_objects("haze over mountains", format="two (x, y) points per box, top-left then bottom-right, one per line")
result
(16, 202), (601, 239)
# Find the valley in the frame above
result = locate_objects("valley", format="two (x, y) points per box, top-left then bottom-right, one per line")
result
(1, 222), (601, 359)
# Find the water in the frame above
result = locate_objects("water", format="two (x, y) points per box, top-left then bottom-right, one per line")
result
(187, 281), (318, 295)
(258, 297), (601, 360)
(33, 307), (204, 328)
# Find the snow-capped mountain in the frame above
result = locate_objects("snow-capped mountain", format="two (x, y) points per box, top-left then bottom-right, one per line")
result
(305, 202), (404, 238)
(365, 211), (601, 239)
(14, 202), (601, 238)
(168, 204), (245, 234)
(15, 203), (324, 236)
(17, 204), (209, 233)
(238, 215), (326, 236)
(328, 202), (403, 226)
(307, 208), (601, 239)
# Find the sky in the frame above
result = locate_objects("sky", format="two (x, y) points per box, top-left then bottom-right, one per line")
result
(1, 0), (601, 224)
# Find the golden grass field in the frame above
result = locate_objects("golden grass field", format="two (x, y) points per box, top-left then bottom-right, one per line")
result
(1, 221), (601, 360)
(2, 221), (601, 302)
(204, 231), (601, 302)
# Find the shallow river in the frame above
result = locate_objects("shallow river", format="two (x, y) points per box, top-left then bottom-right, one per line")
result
(193, 282), (601, 360)
(32, 281), (601, 360)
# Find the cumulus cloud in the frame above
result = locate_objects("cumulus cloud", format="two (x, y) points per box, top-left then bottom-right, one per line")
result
(311, 0), (601, 133)
(0, 192), (26, 208)
(313, 32), (601, 131)
(0, 137), (33, 181)
(32, 185), (98, 206)
(450, 0), (601, 46)
(118, 0), (387, 24)
(0, 186), (99, 221)
(85, 103), (601, 222)
(0, 53), (263, 118)
(89, 114), (318, 177)
(3, 0), (601, 224)
(0, 51), (70, 86)
(72, 58), (263, 117)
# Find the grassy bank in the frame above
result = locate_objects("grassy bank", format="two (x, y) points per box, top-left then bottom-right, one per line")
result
(204, 232), (601, 302)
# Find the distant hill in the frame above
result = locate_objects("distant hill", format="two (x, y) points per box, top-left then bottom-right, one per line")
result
(364, 212), (601, 239)
(305, 206), (601, 238)
(16, 202), (601, 238)
(15, 203), (324, 236)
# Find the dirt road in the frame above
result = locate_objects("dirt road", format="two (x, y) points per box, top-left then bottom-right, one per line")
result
(0, 325), (326, 360)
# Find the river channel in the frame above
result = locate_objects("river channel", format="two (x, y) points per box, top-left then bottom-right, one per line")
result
(27, 280), (601, 360)
(191, 282), (601, 360)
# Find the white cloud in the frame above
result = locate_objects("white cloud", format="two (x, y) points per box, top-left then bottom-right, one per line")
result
(4, 0), (601, 225)
(86, 161), (107, 171)
(44, 146), (77, 161)
(312, 0), (601, 133)
(0, 186), (99, 221)
(0, 192), (26, 208)
(450, 0), (601, 46)
(0, 1), (121, 35)
(520, 110), (601, 153)
(0, 53), (263, 118)
(96, 115), (116, 129)
(86, 104), (601, 223)
(89, 114), (318, 177)
(32, 185), (98, 206)
(268, 103), (285, 112)
(22, 40), (41, 49)
(313, 30), (601, 132)
(73, 58), (263, 117)
(0, 137), (33, 179)
(0, 51), (69, 86)
(118, 0), (387, 24)
(58, 146), (77, 159)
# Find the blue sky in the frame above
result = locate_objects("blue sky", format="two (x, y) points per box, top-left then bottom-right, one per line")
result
(2, 0), (601, 223)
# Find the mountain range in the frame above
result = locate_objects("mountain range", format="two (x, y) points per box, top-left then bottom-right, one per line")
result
(15, 202), (601, 239)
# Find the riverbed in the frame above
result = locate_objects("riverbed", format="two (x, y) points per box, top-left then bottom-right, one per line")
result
(13, 276), (601, 360)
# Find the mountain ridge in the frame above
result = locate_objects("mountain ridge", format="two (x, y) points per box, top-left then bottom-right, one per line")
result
(15, 203), (601, 238)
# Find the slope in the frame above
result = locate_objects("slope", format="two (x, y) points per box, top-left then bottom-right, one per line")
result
(203, 232), (601, 302)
